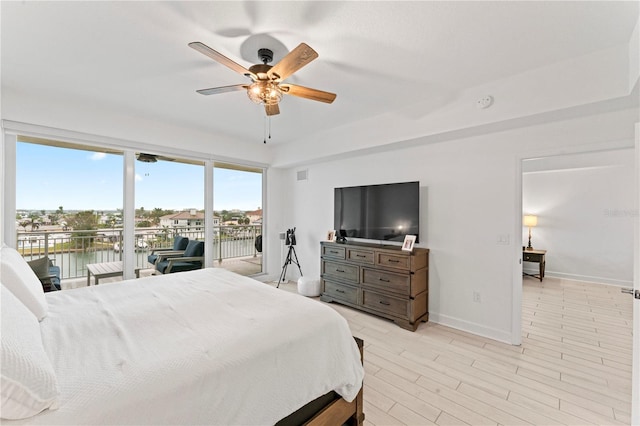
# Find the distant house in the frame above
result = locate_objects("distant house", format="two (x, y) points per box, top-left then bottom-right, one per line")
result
(245, 209), (262, 225)
(159, 210), (220, 230)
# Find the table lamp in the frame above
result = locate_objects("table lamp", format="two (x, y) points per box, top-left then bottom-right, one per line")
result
(523, 215), (538, 250)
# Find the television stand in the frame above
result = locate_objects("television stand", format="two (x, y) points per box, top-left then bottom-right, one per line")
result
(320, 241), (429, 331)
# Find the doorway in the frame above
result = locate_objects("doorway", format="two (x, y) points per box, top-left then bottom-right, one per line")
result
(514, 144), (639, 423)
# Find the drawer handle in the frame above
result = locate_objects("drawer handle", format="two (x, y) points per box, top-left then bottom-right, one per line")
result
(356, 254), (366, 258)
(379, 300), (391, 306)
(387, 259), (400, 263)
(336, 269), (345, 273)
(335, 289), (345, 294)
(330, 250), (339, 254)
(378, 278), (390, 283)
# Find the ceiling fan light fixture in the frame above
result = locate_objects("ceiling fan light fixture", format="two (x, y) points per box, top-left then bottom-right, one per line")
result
(247, 81), (283, 105)
(190, 42), (335, 116)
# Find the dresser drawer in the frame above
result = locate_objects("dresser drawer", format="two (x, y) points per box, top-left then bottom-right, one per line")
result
(323, 280), (358, 304)
(361, 268), (410, 296)
(375, 252), (410, 271)
(322, 245), (346, 259)
(523, 253), (543, 263)
(362, 290), (408, 318)
(322, 260), (359, 283)
(347, 248), (374, 264)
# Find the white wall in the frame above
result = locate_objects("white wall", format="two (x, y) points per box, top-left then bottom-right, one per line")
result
(265, 107), (638, 343)
(523, 150), (635, 285)
(270, 45), (634, 168)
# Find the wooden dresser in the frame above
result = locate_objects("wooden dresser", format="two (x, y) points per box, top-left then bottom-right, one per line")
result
(320, 241), (429, 331)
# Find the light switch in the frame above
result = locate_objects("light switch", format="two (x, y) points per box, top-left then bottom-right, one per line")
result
(497, 234), (510, 245)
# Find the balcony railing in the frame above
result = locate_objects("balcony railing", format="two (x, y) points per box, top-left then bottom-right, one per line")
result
(16, 225), (262, 280)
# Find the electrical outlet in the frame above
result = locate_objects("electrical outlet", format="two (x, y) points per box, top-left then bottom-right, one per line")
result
(473, 291), (481, 303)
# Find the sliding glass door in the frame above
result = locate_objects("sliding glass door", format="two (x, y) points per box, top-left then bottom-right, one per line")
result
(213, 162), (263, 275)
(12, 137), (265, 288)
(134, 154), (204, 274)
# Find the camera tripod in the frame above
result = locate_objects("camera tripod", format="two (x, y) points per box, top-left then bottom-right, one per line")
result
(277, 244), (302, 288)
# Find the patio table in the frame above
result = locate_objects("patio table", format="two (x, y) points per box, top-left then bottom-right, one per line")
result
(86, 261), (142, 286)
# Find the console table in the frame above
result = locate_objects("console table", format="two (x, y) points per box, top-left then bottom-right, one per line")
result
(320, 241), (429, 331)
(523, 249), (546, 281)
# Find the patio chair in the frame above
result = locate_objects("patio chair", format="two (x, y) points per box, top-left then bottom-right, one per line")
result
(147, 235), (189, 266)
(155, 240), (204, 274)
(27, 256), (61, 292)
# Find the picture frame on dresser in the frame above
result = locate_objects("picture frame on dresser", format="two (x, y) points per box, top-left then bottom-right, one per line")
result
(402, 235), (416, 252)
(327, 230), (336, 241)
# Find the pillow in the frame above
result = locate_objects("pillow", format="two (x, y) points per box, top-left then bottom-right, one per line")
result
(1, 283), (59, 419)
(0, 246), (48, 321)
(27, 256), (51, 281)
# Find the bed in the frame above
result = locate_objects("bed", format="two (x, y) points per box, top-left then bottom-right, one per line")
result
(1, 246), (364, 425)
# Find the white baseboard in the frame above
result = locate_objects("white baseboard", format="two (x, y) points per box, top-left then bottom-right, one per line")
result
(429, 312), (513, 345)
(523, 268), (633, 286)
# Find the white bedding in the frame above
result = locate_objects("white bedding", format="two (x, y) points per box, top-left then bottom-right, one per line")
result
(6, 268), (364, 425)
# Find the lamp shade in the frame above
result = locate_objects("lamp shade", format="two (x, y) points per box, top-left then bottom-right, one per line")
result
(523, 215), (538, 227)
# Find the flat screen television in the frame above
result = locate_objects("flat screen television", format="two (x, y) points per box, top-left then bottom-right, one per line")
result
(334, 181), (419, 243)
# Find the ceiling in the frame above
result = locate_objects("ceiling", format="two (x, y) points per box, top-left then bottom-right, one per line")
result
(2, 1), (638, 147)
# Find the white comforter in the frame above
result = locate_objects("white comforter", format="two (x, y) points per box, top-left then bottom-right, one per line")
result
(10, 268), (364, 425)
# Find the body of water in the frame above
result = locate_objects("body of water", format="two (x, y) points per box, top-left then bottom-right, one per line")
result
(23, 238), (260, 279)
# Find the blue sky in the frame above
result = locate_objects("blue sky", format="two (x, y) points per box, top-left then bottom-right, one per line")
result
(16, 143), (262, 211)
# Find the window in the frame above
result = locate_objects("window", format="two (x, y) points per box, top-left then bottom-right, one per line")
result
(10, 135), (266, 286)
(16, 138), (123, 281)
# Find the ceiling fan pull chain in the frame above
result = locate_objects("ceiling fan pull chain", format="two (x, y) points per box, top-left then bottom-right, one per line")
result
(263, 116), (267, 144)
(269, 116), (272, 140)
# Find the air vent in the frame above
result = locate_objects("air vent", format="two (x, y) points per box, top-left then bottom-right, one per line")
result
(297, 169), (308, 181)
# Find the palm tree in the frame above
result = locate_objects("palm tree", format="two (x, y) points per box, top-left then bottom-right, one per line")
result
(151, 208), (164, 225)
(49, 212), (59, 225)
(28, 213), (40, 231)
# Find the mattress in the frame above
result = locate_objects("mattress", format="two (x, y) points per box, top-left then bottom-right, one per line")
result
(7, 268), (364, 425)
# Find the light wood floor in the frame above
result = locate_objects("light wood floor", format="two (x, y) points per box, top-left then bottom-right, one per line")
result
(301, 276), (633, 425)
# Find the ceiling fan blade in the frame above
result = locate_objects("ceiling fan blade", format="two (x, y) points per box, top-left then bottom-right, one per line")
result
(189, 42), (256, 80)
(196, 84), (248, 96)
(265, 104), (280, 116)
(280, 84), (336, 104)
(268, 43), (318, 81)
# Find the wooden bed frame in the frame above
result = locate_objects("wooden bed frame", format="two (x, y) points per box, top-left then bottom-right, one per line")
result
(276, 337), (365, 426)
